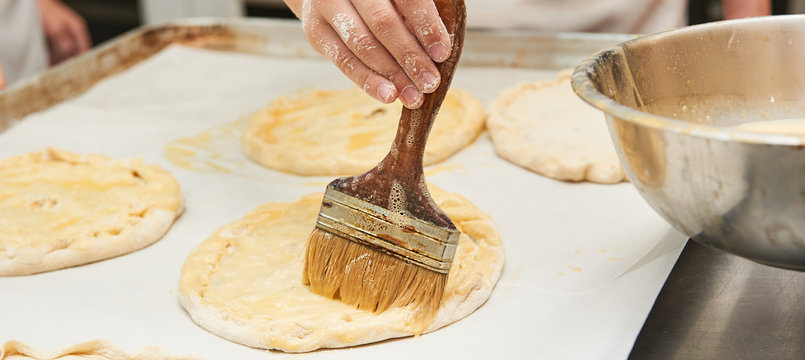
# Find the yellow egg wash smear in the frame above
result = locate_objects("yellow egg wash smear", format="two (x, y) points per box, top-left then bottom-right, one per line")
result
(0, 149), (181, 249)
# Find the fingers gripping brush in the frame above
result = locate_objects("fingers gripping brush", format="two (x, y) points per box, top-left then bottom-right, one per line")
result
(303, 0), (466, 327)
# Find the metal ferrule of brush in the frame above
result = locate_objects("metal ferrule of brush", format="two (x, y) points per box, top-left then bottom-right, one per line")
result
(316, 186), (461, 274)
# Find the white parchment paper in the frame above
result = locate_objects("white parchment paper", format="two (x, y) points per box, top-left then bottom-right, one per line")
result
(0, 45), (686, 359)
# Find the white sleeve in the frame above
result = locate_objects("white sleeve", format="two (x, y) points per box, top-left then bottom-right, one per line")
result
(0, 0), (48, 85)
(140, 0), (245, 25)
(465, 0), (686, 34)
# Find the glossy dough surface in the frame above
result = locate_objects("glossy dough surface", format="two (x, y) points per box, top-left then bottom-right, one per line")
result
(487, 71), (627, 183)
(179, 187), (504, 352)
(0, 340), (199, 360)
(0, 149), (183, 276)
(242, 87), (485, 175)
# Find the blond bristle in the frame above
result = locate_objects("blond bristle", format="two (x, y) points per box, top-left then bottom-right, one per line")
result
(303, 228), (445, 330)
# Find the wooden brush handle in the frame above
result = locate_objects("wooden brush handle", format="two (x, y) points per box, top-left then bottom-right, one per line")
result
(330, 0), (466, 228)
(391, 0), (465, 166)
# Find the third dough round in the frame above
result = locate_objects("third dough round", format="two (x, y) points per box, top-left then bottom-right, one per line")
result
(179, 186), (504, 352)
(242, 87), (485, 176)
(487, 71), (627, 184)
(0, 148), (183, 276)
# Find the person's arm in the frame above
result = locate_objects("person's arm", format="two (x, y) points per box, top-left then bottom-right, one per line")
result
(722, 0), (771, 20)
(0, 65), (6, 90)
(36, 0), (91, 65)
(284, 0), (451, 108)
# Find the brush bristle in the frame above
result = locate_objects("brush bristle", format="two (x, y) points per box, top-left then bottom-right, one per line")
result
(303, 227), (446, 329)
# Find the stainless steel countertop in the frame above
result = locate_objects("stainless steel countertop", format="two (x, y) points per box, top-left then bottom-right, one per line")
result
(630, 240), (805, 359)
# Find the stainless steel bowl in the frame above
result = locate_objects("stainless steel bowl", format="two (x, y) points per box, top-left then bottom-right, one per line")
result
(572, 15), (805, 270)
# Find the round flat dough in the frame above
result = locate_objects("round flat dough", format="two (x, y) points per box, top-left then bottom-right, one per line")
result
(487, 71), (627, 183)
(0, 340), (199, 360)
(179, 187), (504, 352)
(242, 87), (485, 176)
(0, 149), (183, 276)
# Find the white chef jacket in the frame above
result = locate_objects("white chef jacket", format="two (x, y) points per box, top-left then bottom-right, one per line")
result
(0, 0), (48, 86)
(467, 0), (687, 34)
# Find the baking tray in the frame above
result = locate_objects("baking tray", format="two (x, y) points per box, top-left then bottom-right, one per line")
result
(0, 18), (633, 126)
(0, 18), (686, 359)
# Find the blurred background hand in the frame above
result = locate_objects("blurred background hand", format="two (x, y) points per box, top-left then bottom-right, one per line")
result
(37, 0), (91, 65)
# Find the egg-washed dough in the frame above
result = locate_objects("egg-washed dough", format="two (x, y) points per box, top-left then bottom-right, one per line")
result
(0, 149), (183, 276)
(0, 340), (199, 360)
(179, 186), (504, 353)
(242, 87), (485, 176)
(487, 70), (627, 183)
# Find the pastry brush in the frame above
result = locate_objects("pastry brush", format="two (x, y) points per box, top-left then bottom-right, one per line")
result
(303, 0), (466, 324)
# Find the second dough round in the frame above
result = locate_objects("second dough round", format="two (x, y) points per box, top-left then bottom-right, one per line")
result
(488, 71), (627, 184)
(242, 87), (485, 176)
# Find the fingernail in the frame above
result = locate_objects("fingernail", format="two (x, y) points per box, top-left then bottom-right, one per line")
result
(428, 42), (448, 62)
(418, 72), (439, 93)
(377, 83), (396, 103)
(401, 86), (423, 108)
